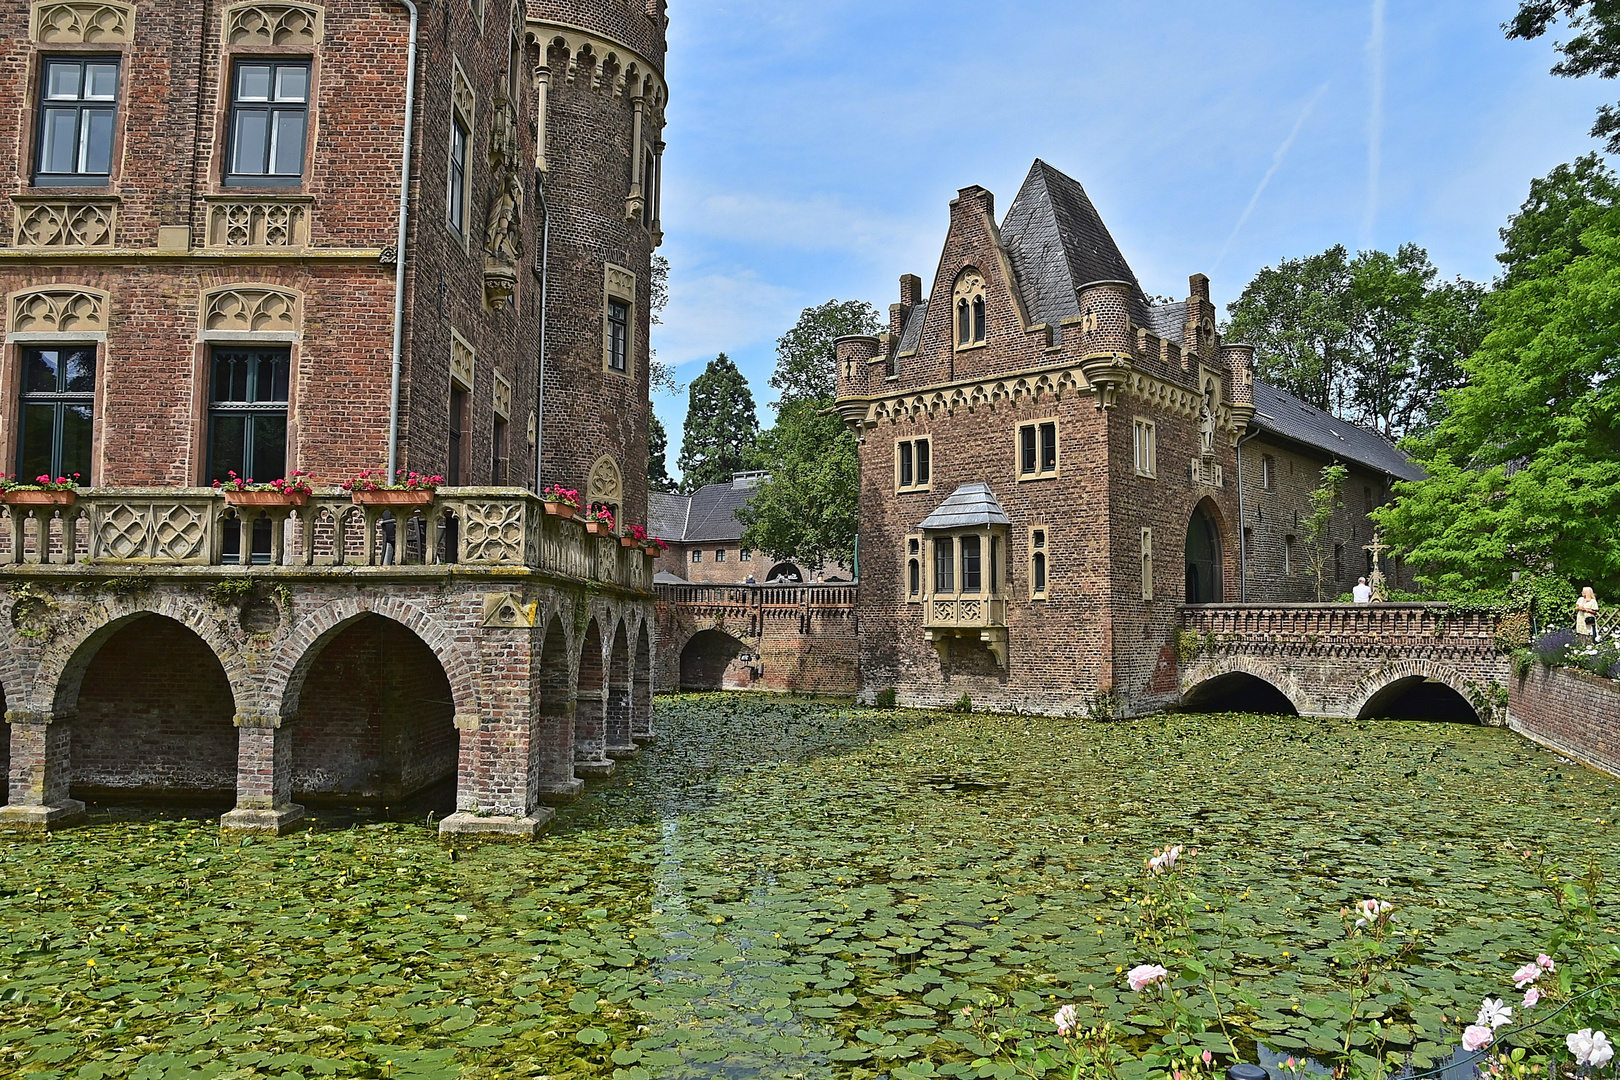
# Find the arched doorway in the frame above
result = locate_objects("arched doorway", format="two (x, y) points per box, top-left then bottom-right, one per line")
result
(1358, 677), (1479, 722)
(575, 619), (613, 776)
(680, 629), (748, 689)
(1184, 499), (1223, 604)
(605, 620), (635, 757)
(1182, 672), (1298, 716)
(765, 562), (803, 583)
(290, 614), (458, 808)
(633, 621), (653, 742)
(73, 614), (238, 802)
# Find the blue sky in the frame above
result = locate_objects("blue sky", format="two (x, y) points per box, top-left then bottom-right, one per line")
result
(650, 1), (1615, 475)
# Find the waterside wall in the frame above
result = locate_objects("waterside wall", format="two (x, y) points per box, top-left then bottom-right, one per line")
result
(1510, 665), (1620, 779)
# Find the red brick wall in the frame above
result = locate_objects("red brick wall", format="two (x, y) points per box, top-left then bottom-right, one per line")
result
(72, 616), (238, 798)
(292, 615), (457, 801)
(1511, 665), (1620, 779)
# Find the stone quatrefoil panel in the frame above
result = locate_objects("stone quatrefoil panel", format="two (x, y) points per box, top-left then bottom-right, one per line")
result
(203, 287), (300, 334)
(224, 2), (324, 47)
(13, 200), (117, 248)
(461, 502), (526, 564)
(30, 0), (133, 42)
(9, 288), (108, 334)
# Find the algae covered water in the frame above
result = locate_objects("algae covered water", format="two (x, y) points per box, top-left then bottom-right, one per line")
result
(2, 696), (1617, 1080)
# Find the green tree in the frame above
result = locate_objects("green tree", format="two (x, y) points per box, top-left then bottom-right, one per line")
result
(737, 400), (860, 570)
(676, 353), (758, 492)
(1497, 153), (1620, 286)
(1302, 463), (1348, 601)
(768, 299), (882, 405)
(647, 412), (676, 493)
(647, 253), (680, 394)
(1224, 245), (1355, 414)
(1508, 3), (1620, 153)
(1374, 207), (1620, 595)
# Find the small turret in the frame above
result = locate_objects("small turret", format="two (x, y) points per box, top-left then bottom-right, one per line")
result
(1076, 279), (1136, 409)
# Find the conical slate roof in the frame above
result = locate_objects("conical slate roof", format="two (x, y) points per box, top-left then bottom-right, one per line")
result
(917, 483), (1011, 530)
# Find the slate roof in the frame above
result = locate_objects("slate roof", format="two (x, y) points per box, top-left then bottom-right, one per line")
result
(1000, 159), (1155, 331)
(897, 294), (929, 355)
(1251, 381), (1426, 482)
(647, 491), (690, 542)
(918, 483), (1012, 530)
(651, 474), (768, 544)
(1146, 300), (1186, 346)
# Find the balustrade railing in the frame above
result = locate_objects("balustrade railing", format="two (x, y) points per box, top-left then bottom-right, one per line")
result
(1178, 602), (1498, 649)
(656, 582), (858, 613)
(0, 488), (652, 591)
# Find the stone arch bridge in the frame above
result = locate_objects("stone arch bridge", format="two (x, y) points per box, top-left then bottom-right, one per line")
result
(654, 583), (859, 694)
(1175, 604), (1514, 723)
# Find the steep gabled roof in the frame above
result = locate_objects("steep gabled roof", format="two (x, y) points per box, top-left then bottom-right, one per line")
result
(1000, 159), (1154, 331)
(1251, 382), (1426, 482)
(648, 491), (690, 541)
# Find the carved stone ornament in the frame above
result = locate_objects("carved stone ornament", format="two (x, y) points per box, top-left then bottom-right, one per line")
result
(205, 199), (310, 248)
(492, 370), (512, 420)
(605, 263), (636, 303)
(224, 2), (324, 47)
(12, 199), (117, 248)
(482, 592), (536, 628)
(586, 455), (622, 507)
(203, 287), (301, 334)
(450, 329), (476, 390)
(10, 287), (108, 334)
(452, 64), (475, 126)
(31, 0), (134, 43)
(483, 94), (523, 308)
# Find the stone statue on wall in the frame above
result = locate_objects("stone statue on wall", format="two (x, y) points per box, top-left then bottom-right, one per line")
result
(483, 94), (523, 307)
(1199, 380), (1217, 458)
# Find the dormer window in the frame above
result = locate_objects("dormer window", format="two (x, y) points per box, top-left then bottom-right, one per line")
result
(953, 269), (986, 349)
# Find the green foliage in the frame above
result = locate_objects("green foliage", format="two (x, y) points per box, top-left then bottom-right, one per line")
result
(206, 578), (257, 606)
(1496, 153), (1620, 285)
(874, 687), (898, 709)
(1508, 3), (1620, 154)
(1303, 463), (1348, 601)
(1374, 207), (1620, 596)
(737, 401), (859, 569)
(1173, 627), (1202, 663)
(767, 299), (882, 406)
(647, 412), (677, 493)
(1085, 689), (1125, 720)
(1224, 245), (1486, 437)
(949, 692), (973, 713)
(647, 253), (680, 395)
(676, 353), (758, 492)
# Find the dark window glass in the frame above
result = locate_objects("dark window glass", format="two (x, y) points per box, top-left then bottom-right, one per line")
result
(715, 549), (726, 562)
(908, 558), (920, 597)
(692, 550), (701, 563)
(973, 295), (986, 342)
(989, 536), (999, 594)
(35, 58), (119, 185)
(1033, 551), (1046, 594)
(207, 347), (288, 484)
(1020, 426), (1036, 474)
(962, 535), (981, 594)
(899, 441), (913, 487)
(226, 60), (310, 185)
(933, 537), (954, 593)
(957, 299), (970, 345)
(916, 439), (930, 484)
(643, 149), (656, 226)
(740, 549), (751, 561)
(448, 116), (469, 231)
(1040, 422), (1057, 472)
(17, 346), (96, 482)
(608, 299), (629, 372)
(492, 416), (508, 484)
(447, 385), (466, 486)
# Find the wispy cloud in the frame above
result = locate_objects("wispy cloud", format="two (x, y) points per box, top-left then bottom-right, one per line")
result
(1362, 0), (1386, 247)
(1212, 83), (1330, 271)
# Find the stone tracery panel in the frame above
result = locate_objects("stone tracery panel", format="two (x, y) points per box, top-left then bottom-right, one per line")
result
(12, 199), (118, 248)
(224, 2), (324, 46)
(586, 455), (622, 509)
(202, 286), (301, 334)
(9, 287), (109, 334)
(31, 0), (133, 42)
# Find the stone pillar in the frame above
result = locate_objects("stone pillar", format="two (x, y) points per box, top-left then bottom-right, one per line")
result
(220, 713), (304, 835)
(651, 139), (665, 243)
(0, 710), (85, 831)
(604, 681), (636, 759)
(631, 669), (654, 744)
(625, 94), (645, 220)
(532, 689), (584, 803)
(573, 689), (615, 776)
(533, 66), (550, 172)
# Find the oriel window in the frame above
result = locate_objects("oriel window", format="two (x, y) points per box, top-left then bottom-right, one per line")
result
(961, 535), (982, 594)
(207, 347), (289, 483)
(35, 58), (119, 186)
(226, 60), (310, 185)
(17, 345), (96, 482)
(933, 536), (954, 593)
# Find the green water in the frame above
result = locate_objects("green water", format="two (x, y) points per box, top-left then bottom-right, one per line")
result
(2, 696), (1618, 1080)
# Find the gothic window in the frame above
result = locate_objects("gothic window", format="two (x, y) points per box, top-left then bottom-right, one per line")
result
(603, 265), (636, 377)
(586, 454), (623, 532)
(1017, 421), (1057, 479)
(17, 345), (96, 482)
(1133, 419), (1156, 478)
(907, 536), (921, 600)
(1029, 528), (1047, 600)
(952, 269), (986, 349)
(226, 60), (310, 185)
(207, 346), (289, 484)
(896, 437), (930, 491)
(35, 57), (119, 186)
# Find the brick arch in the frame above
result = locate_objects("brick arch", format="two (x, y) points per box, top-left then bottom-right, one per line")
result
(1181, 494), (1232, 604)
(1180, 654), (1313, 716)
(266, 596), (478, 721)
(31, 596), (251, 717)
(1345, 659), (1479, 722)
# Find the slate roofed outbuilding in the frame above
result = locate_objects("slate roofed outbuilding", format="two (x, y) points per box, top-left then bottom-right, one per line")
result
(647, 491), (690, 543)
(652, 473), (769, 544)
(917, 483), (1012, 531)
(1251, 381), (1426, 483)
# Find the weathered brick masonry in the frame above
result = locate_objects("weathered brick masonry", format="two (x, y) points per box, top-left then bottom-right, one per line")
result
(654, 583), (859, 695)
(1510, 665), (1620, 779)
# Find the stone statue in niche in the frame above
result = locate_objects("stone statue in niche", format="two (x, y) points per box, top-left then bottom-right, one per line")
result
(483, 94), (523, 308)
(1199, 380), (1217, 458)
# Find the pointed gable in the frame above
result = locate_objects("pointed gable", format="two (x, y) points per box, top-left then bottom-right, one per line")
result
(1000, 159), (1154, 332)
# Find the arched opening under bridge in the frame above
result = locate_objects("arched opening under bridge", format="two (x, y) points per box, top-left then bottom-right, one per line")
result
(765, 562), (803, 583)
(680, 629), (749, 690)
(1357, 677), (1479, 723)
(1181, 672), (1299, 716)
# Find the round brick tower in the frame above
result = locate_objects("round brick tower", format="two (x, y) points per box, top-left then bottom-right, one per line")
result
(526, 0), (668, 533)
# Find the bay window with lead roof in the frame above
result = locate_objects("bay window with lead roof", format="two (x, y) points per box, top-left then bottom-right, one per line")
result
(917, 482), (1010, 666)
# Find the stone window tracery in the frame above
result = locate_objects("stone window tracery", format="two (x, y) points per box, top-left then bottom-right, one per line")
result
(586, 454), (623, 531)
(953, 269), (986, 349)
(603, 265), (635, 377)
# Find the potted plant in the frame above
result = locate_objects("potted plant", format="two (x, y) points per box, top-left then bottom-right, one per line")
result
(621, 523), (648, 549)
(344, 469), (442, 507)
(542, 484), (580, 519)
(583, 505), (615, 535)
(215, 470), (314, 508)
(1, 473), (80, 506)
(643, 535), (669, 557)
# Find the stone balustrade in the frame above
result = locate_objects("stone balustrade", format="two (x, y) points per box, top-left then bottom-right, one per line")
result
(1177, 602), (1498, 651)
(0, 487), (653, 591)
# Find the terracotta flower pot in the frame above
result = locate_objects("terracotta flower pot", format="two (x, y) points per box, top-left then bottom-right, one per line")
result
(352, 489), (435, 507)
(620, 536), (640, 548)
(643, 545), (662, 557)
(3, 489), (76, 507)
(543, 501), (577, 519)
(584, 520), (610, 535)
(224, 489), (309, 508)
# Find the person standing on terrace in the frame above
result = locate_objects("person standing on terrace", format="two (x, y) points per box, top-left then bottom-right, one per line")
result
(1575, 587), (1600, 637)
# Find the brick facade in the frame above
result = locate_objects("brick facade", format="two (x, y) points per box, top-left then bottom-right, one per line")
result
(1510, 665), (1620, 779)
(654, 583), (859, 695)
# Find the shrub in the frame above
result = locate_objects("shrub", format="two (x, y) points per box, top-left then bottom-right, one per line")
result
(1531, 629), (1578, 666)
(1567, 638), (1619, 677)
(875, 687), (897, 709)
(949, 692), (973, 714)
(1609, 658), (1620, 681)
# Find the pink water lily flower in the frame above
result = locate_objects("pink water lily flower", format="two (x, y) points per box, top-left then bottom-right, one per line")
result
(1353, 898), (1394, 928)
(1537, 954), (1556, 973)
(1567, 1029), (1614, 1068)
(1513, 961), (1543, 988)
(1127, 963), (1169, 991)
(1462, 1025), (1494, 1052)
(1148, 845), (1183, 874)
(1053, 1004), (1078, 1035)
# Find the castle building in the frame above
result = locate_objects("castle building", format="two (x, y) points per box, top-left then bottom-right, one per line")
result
(835, 161), (1420, 715)
(0, 0), (669, 837)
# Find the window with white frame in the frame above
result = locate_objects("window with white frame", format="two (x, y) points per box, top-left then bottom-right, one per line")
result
(1133, 418), (1156, 478)
(1017, 421), (1057, 479)
(896, 437), (931, 491)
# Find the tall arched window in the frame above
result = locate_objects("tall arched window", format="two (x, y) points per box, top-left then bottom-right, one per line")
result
(953, 269), (986, 349)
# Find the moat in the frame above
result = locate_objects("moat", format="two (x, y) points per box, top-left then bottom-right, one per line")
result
(3, 696), (1616, 1080)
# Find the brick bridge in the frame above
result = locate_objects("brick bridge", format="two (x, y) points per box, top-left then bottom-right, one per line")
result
(653, 583), (859, 694)
(1175, 604), (1514, 722)
(0, 488), (656, 839)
